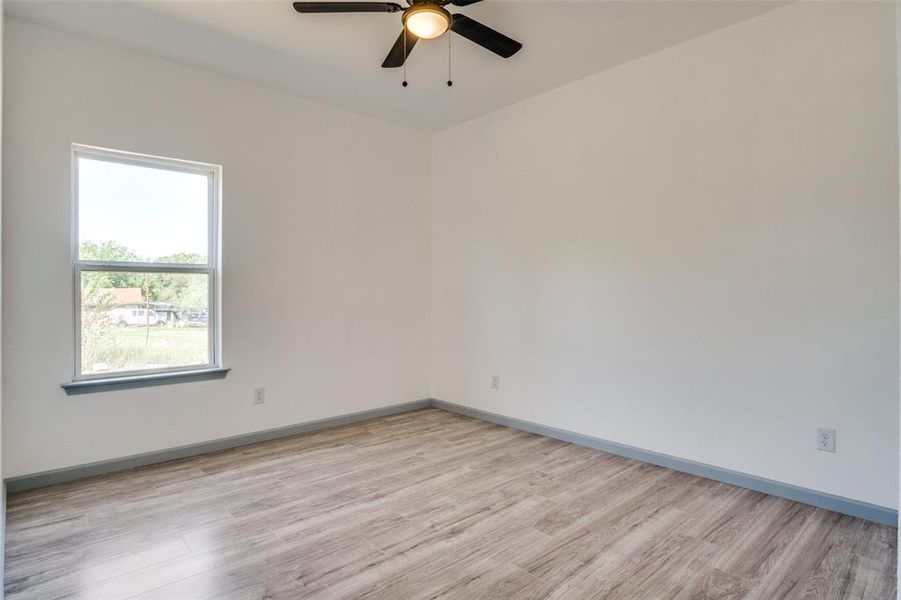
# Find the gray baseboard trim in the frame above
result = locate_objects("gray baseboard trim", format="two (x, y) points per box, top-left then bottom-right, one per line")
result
(8, 397), (897, 527)
(5, 399), (432, 493)
(431, 399), (898, 527)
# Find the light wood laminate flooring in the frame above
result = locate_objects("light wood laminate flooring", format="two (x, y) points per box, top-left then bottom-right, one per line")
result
(5, 408), (897, 599)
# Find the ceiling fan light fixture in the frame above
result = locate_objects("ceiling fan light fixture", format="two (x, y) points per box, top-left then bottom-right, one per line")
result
(403, 4), (451, 40)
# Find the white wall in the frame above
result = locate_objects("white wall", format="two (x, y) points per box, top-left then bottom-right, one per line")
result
(894, 2), (901, 584)
(1, 0), (6, 589)
(431, 1), (899, 509)
(3, 0), (898, 515)
(2, 19), (431, 478)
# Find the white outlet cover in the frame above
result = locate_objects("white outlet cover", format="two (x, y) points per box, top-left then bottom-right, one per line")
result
(817, 428), (835, 453)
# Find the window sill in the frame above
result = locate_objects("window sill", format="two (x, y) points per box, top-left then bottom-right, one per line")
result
(61, 368), (230, 396)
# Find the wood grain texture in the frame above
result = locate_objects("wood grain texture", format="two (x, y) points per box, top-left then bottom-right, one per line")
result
(4, 408), (896, 599)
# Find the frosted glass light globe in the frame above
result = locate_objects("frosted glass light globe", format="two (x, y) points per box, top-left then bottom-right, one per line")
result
(404, 6), (451, 40)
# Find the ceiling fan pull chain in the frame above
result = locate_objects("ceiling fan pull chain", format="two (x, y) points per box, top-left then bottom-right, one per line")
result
(447, 30), (453, 87)
(402, 30), (408, 87)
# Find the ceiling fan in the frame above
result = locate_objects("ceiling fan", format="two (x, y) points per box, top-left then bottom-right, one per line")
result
(292, 1), (522, 69)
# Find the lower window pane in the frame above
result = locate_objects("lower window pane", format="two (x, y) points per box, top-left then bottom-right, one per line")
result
(80, 271), (210, 376)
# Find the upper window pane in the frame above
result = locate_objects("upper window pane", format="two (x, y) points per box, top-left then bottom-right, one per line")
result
(77, 157), (209, 264)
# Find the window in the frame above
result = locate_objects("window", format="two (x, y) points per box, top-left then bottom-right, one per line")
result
(72, 145), (221, 383)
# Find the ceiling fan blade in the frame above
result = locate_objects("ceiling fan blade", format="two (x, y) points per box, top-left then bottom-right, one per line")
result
(382, 29), (418, 68)
(293, 2), (402, 13)
(450, 14), (522, 58)
(450, 0), (483, 5)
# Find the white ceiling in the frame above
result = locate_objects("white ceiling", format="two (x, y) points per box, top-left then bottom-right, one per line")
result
(7, 0), (789, 132)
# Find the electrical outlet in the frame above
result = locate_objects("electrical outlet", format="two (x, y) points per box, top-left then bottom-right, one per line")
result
(253, 388), (266, 405)
(817, 428), (835, 453)
(490, 374), (500, 390)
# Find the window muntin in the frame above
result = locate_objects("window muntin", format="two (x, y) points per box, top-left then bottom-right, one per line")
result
(73, 145), (220, 380)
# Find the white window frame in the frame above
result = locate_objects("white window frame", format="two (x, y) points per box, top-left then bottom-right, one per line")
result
(71, 144), (222, 381)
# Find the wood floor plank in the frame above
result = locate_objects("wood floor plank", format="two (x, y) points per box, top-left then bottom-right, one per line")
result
(4, 408), (896, 599)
